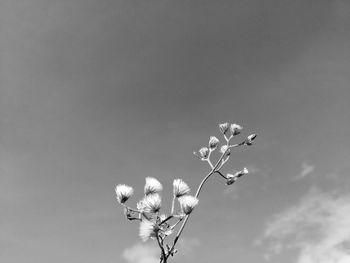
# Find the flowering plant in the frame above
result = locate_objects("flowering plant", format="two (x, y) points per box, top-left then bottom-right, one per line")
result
(115, 123), (257, 262)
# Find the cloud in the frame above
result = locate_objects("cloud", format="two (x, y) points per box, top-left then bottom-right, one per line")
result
(122, 242), (159, 263)
(258, 187), (350, 263)
(122, 237), (200, 263)
(293, 162), (315, 180)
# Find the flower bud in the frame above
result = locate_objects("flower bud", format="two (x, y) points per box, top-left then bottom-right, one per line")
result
(219, 122), (230, 134)
(198, 147), (209, 159)
(115, 184), (134, 204)
(144, 177), (163, 195)
(226, 174), (238, 185)
(178, 195), (199, 215)
(245, 134), (257, 145)
(230, 124), (243, 136)
(208, 136), (220, 150)
(220, 145), (231, 156)
(226, 168), (248, 185)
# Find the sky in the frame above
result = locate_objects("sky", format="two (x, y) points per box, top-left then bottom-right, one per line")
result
(1, 1), (350, 263)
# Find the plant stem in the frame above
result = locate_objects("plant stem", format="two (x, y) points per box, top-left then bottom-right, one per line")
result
(157, 233), (166, 263)
(170, 196), (176, 214)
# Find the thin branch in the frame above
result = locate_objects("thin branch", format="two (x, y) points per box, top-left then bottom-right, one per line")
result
(122, 204), (140, 214)
(206, 159), (214, 169)
(156, 233), (166, 263)
(215, 170), (227, 179)
(170, 196), (176, 215)
(160, 215), (173, 225)
(169, 139), (232, 254)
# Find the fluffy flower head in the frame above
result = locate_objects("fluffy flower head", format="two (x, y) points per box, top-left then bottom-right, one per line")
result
(173, 179), (191, 198)
(144, 177), (163, 195)
(115, 184), (134, 204)
(139, 219), (158, 241)
(178, 195), (199, 215)
(140, 193), (162, 214)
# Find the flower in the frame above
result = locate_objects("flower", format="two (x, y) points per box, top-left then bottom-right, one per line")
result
(144, 177), (163, 195)
(226, 167), (248, 185)
(178, 195), (199, 215)
(139, 219), (158, 241)
(208, 136), (220, 150)
(198, 147), (209, 159)
(230, 123), (243, 136)
(141, 193), (162, 213)
(219, 122), (229, 134)
(115, 184), (134, 204)
(173, 179), (191, 198)
(245, 134), (257, 145)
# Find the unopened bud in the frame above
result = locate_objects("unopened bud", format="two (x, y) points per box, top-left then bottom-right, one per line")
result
(226, 168), (248, 185)
(219, 123), (230, 134)
(226, 174), (237, 185)
(198, 147), (209, 159)
(208, 136), (220, 150)
(230, 124), (243, 136)
(245, 134), (257, 145)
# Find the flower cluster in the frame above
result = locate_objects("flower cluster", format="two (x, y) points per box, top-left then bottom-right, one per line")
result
(115, 177), (198, 242)
(115, 122), (256, 263)
(194, 122), (256, 186)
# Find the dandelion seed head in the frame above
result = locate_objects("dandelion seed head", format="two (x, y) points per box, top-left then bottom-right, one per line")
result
(173, 179), (191, 198)
(142, 193), (162, 214)
(115, 184), (134, 204)
(144, 177), (163, 195)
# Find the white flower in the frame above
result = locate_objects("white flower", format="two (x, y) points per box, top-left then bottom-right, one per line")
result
(115, 184), (134, 204)
(198, 147), (209, 159)
(141, 193), (162, 213)
(173, 179), (191, 198)
(178, 195), (199, 215)
(208, 136), (220, 150)
(144, 177), (163, 195)
(219, 122), (229, 134)
(230, 123), (243, 136)
(139, 219), (158, 241)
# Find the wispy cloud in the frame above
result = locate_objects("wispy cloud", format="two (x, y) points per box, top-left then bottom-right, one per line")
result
(258, 187), (350, 263)
(293, 162), (315, 180)
(122, 242), (159, 263)
(122, 237), (200, 263)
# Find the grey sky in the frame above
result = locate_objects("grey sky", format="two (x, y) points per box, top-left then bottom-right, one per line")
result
(1, 1), (350, 263)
